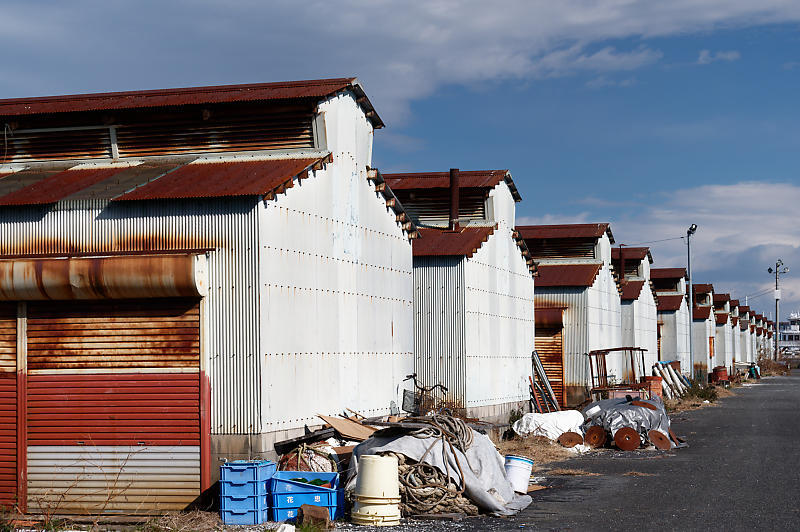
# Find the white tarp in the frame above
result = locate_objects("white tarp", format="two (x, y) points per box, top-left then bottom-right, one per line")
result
(347, 430), (531, 516)
(511, 410), (585, 440)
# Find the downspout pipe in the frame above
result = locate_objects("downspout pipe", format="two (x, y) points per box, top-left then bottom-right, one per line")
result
(449, 168), (460, 231)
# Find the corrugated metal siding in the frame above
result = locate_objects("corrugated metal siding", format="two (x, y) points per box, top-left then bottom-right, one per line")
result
(259, 93), (414, 432)
(535, 288), (590, 406)
(0, 198), (261, 434)
(27, 445), (199, 514)
(27, 373), (200, 447)
(463, 220), (534, 409)
(412, 256), (466, 406)
(0, 304), (14, 508)
(26, 300), (200, 370)
(394, 190), (486, 227)
(536, 328), (564, 406)
(528, 239), (595, 259)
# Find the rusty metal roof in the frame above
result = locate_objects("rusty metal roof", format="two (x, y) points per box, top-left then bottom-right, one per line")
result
(0, 156), (327, 204)
(650, 267), (687, 280)
(0, 167), (125, 205)
(611, 247), (652, 264)
(729, 299), (740, 307)
(715, 314), (729, 325)
(0, 78), (385, 127)
(713, 293), (730, 303)
(657, 295), (684, 311)
(114, 157), (324, 200)
(693, 307), (712, 320)
(693, 283), (714, 294)
(516, 223), (614, 244)
(738, 305), (751, 314)
(412, 226), (495, 258)
(536, 263), (602, 288)
(383, 170), (521, 201)
(620, 280), (645, 300)
(731, 316), (739, 326)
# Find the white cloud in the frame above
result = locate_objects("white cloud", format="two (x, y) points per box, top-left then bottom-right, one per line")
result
(1, 1), (799, 123)
(580, 181), (800, 316)
(697, 49), (741, 64)
(586, 76), (637, 89)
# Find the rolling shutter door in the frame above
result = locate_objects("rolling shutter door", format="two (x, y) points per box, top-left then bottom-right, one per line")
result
(0, 304), (15, 509)
(536, 327), (564, 407)
(26, 298), (201, 514)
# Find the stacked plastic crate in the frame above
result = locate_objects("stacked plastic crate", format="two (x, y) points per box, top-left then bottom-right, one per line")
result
(220, 460), (277, 525)
(270, 471), (344, 521)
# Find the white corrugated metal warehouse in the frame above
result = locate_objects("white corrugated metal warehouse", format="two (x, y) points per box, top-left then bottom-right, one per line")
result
(612, 247), (659, 371)
(651, 268), (691, 375)
(383, 169), (536, 422)
(0, 78), (415, 514)
(518, 223), (622, 406)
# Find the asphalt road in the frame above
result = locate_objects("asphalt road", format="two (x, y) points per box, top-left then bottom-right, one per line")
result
(342, 375), (800, 531)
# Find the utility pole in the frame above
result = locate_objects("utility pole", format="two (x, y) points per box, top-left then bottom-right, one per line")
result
(768, 260), (789, 360)
(686, 224), (697, 380)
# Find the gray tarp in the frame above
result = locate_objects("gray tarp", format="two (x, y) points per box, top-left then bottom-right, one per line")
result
(346, 430), (532, 516)
(583, 396), (674, 447)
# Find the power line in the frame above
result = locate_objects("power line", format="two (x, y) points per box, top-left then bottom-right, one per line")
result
(620, 235), (686, 247)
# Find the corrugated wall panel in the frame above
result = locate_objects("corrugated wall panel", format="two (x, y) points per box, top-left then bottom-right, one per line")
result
(0, 198), (260, 434)
(258, 93), (414, 433)
(27, 445), (199, 514)
(0, 304), (15, 508)
(463, 213), (535, 410)
(27, 374), (199, 446)
(27, 300), (199, 370)
(535, 328), (564, 407)
(412, 256), (466, 407)
(535, 288), (589, 407)
(0, 304), (14, 509)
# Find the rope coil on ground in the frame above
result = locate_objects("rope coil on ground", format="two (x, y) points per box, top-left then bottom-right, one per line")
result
(381, 415), (479, 516)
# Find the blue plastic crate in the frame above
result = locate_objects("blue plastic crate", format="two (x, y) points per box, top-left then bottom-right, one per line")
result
(221, 507), (269, 526)
(270, 471), (342, 522)
(221, 493), (269, 511)
(220, 479), (269, 497)
(220, 460), (276, 483)
(270, 471), (340, 495)
(272, 504), (343, 522)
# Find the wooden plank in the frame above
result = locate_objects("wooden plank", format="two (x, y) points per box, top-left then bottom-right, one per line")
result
(317, 415), (376, 442)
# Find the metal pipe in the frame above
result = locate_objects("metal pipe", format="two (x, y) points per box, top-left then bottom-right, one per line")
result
(449, 168), (460, 231)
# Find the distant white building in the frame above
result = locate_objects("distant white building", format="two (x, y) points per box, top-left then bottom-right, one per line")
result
(611, 247), (659, 371)
(518, 223), (622, 406)
(713, 293), (734, 372)
(651, 268), (691, 375)
(384, 169), (536, 422)
(692, 284), (716, 379)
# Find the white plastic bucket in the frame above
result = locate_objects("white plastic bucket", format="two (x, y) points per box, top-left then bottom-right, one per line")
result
(504, 455), (534, 494)
(352, 455), (401, 527)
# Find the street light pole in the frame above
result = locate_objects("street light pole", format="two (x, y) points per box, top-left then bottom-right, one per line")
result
(687, 224), (697, 380)
(768, 260), (789, 360)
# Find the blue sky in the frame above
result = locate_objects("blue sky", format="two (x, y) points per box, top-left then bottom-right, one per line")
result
(1, 1), (799, 318)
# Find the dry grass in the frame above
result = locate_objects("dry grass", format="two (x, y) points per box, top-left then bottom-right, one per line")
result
(758, 358), (791, 376)
(623, 471), (654, 477)
(496, 435), (572, 466)
(546, 468), (600, 476)
(664, 397), (707, 413)
(715, 386), (736, 398)
(138, 510), (222, 532)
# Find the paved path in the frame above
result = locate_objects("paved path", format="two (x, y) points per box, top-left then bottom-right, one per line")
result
(513, 375), (800, 530)
(342, 375), (800, 531)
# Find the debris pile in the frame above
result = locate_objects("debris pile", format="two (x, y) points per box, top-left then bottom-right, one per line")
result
(582, 396), (686, 451)
(347, 414), (531, 519)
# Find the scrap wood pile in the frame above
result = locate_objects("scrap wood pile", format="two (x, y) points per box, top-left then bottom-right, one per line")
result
(347, 414), (531, 518)
(513, 396), (686, 452)
(274, 411), (382, 474)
